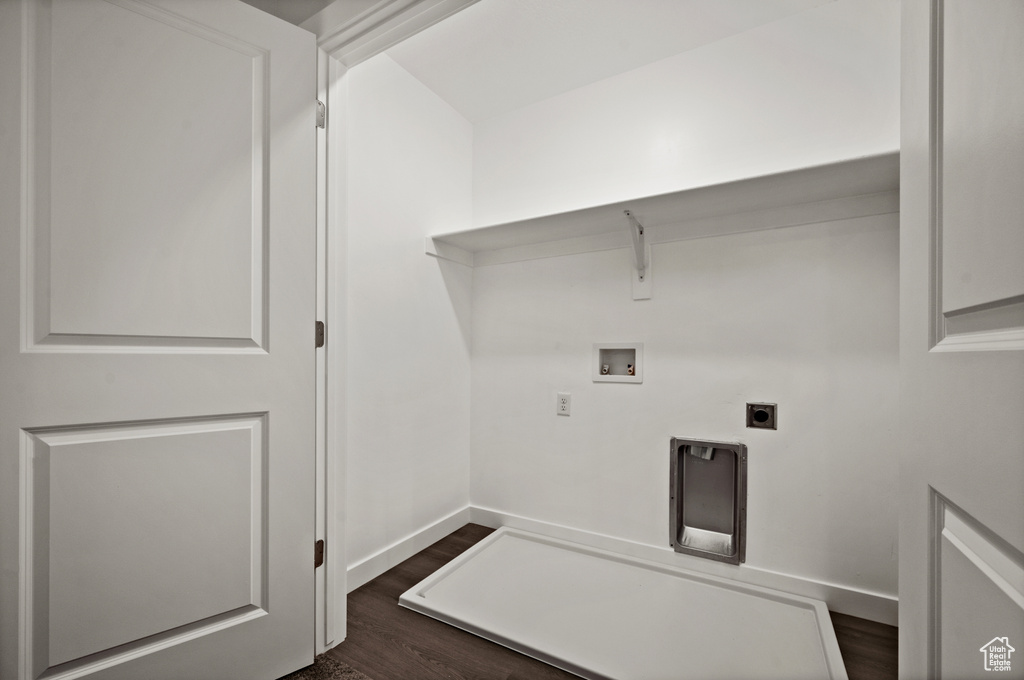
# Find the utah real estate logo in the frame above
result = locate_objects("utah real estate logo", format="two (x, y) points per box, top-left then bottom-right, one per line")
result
(980, 637), (1015, 672)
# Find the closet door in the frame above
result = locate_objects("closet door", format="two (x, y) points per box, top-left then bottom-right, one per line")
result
(0, 1), (317, 678)
(900, 1), (1024, 678)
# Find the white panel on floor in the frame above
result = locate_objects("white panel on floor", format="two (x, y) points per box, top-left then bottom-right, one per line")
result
(400, 528), (847, 680)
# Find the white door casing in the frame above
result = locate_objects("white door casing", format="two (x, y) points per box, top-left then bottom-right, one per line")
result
(0, 1), (317, 679)
(901, 1), (1024, 678)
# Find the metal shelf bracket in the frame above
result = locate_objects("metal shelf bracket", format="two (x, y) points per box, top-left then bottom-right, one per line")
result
(625, 210), (651, 300)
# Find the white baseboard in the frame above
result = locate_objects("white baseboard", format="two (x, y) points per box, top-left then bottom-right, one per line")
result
(469, 505), (898, 626)
(346, 506), (472, 592)
(345, 503), (897, 626)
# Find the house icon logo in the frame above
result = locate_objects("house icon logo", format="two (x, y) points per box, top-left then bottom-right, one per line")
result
(980, 637), (1015, 672)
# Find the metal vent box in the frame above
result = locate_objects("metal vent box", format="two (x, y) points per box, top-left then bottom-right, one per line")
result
(670, 438), (748, 565)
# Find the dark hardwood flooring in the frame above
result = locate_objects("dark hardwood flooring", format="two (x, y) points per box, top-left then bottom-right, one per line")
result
(329, 524), (897, 680)
(829, 611), (898, 680)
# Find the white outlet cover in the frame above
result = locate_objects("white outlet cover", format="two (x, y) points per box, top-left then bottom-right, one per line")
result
(557, 392), (571, 416)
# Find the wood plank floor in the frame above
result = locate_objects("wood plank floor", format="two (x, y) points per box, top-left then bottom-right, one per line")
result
(329, 524), (897, 680)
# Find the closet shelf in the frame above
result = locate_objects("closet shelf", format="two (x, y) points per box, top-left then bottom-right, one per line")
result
(426, 152), (899, 268)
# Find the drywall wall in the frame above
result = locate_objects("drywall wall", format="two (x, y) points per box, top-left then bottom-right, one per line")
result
(472, 0), (900, 226)
(343, 54), (473, 575)
(470, 211), (900, 602)
(340, 0), (901, 608)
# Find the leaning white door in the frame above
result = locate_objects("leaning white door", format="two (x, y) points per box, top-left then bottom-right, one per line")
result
(0, 1), (317, 679)
(901, 1), (1024, 678)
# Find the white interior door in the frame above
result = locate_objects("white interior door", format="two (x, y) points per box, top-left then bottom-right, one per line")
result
(0, 1), (317, 678)
(901, 1), (1024, 678)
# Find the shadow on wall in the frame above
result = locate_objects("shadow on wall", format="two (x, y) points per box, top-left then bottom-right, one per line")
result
(436, 257), (473, 353)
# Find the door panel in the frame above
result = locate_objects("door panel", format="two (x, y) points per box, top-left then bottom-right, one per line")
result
(29, 0), (270, 348)
(940, 0), (1024, 318)
(901, 1), (1024, 678)
(936, 497), (1024, 680)
(931, 0), (1024, 348)
(0, 1), (317, 679)
(31, 415), (264, 667)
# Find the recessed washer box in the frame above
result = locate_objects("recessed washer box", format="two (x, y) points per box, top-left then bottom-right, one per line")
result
(592, 342), (642, 383)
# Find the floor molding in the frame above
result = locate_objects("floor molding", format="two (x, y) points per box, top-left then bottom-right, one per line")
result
(346, 504), (897, 625)
(470, 505), (898, 626)
(346, 506), (472, 592)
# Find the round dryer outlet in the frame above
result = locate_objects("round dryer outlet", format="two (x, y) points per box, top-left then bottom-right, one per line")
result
(746, 403), (777, 430)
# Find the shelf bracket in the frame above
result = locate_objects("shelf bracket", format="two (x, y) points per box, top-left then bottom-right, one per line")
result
(624, 210), (651, 300)
(425, 236), (474, 267)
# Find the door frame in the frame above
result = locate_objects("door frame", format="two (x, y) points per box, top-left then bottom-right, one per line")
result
(309, 0), (480, 653)
(314, 45), (340, 655)
(314, 43), (350, 655)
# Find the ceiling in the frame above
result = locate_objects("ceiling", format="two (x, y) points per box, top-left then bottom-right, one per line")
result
(385, 0), (832, 123)
(239, 0), (335, 26)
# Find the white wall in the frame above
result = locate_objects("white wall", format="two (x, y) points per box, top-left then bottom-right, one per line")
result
(461, 0), (901, 610)
(339, 0), (901, 615)
(470, 213), (900, 604)
(343, 54), (473, 575)
(472, 0), (900, 226)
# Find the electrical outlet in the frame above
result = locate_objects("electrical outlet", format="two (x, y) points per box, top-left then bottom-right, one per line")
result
(557, 392), (571, 416)
(746, 402), (777, 430)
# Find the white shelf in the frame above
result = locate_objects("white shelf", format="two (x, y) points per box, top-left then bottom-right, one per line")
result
(426, 153), (899, 268)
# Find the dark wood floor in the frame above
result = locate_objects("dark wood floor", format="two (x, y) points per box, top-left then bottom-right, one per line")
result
(829, 611), (899, 680)
(329, 524), (898, 680)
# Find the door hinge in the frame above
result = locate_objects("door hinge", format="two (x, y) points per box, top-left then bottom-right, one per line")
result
(316, 100), (326, 129)
(314, 539), (325, 568)
(315, 321), (325, 348)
